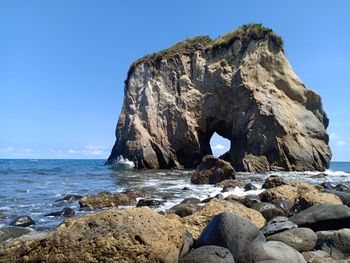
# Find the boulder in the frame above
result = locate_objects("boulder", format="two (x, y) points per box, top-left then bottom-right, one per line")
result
(225, 194), (244, 203)
(168, 203), (201, 217)
(216, 179), (245, 188)
(336, 183), (350, 192)
(79, 189), (148, 209)
(302, 250), (330, 263)
(289, 204), (350, 231)
(10, 216), (35, 228)
(260, 185), (299, 206)
(261, 216), (297, 236)
(250, 202), (286, 221)
(181, 199), (265, 239)
(191, 155), (235, 184)
(324, 189), (350, 206)
(243, 195), (261, 207)
(180, 198), (201, 205)
(316, 228), (350, 260)
(0, 227), (31, 243)
(1, 207), (186, 263)
(294, 191), (342, 212)
(106, 24), (331, 172)
(136, 199), (165, 208)
(244, 183), (258, 191)
(241, 240), (306, 263)
(262, 175), (286, 189)
(266, 228), (317, 252)
(197, 212), (265, 262)
(180, 245), (235, 263)
(44, 207), (75, 217)
(55, 194), (83, 203)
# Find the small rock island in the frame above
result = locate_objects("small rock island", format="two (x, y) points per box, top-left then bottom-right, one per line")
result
(106, 24), (331, 172)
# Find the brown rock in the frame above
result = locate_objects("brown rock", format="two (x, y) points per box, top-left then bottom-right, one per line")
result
(79, 189), (149, 209)
(0, 207), (186, 263)
(295, 191), (343, 212)
(215, 179), (244, 188)
(262, 175), (286, 189)
(224, 194), (244, 203)
(106, 24), (331, 172)
(191, 155), (235, 184)
(181, 199), (265, 239)
(260, 185), (299, 205)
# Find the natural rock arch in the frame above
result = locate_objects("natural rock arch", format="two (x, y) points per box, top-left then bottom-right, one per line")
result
(106, 24), (331, 172)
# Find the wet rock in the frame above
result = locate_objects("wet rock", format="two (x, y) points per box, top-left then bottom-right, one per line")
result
(261, 216), (297, 236)
(182, 187), (191, 191)
(180, 245), (234, 263)
(216, 179), (244, 188)
(266, 228), (317, 252)
(79, 189), (148, 209)
(200, 193), (224, 203)
(294, 191), (343, 212)
(0, 227), (31, 243)
(10, 216), (35, 227)
(224, 194), (244, 203)
(168, 203), (201, 217)
(336, 183), (350, 192)
(197, 212), (265, 262)
(302, 250), (330, 263)
(250, 202), (285, 221)
(262, 175), (286, 189)
(241, 240), (306, 263)
(55, 195), (83, 203)
(136, 199), (165, 208)
(191, 155), (235, 184)
(310, 173), (328, 179)
(243, 195), (261, 207)
(289, 204), (350, 231)
(316, 228), (350, 260)
(320, 182), (336, 190)
(273, 197), (296, 216)
(180, 198), (200, 205)
(181, 199), (265, 239)
(1, 207), (186, 262)
(244, 183), (258, 191)
(44, 207), (75, 217)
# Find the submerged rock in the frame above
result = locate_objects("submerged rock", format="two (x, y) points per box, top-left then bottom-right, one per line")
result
(106, 24), (331, 172)
(55, 194), (82, 203)
(44, 207), (75, 217)
(191, 155), (235, 184)
(0, 227), (31, 243)
(10, 216), (35, 228)
(1, 207), (186, 262)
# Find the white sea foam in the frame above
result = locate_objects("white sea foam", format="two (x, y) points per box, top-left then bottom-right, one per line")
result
(116, 157), (135, 168)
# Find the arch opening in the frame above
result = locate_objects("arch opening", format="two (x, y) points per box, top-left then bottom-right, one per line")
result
(209, 132), (231, 158)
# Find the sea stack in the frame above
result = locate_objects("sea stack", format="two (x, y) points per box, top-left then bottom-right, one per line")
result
(107, 24), (331, 171)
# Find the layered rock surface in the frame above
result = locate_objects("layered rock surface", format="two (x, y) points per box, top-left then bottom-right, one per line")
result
(107, 24), (331, 171)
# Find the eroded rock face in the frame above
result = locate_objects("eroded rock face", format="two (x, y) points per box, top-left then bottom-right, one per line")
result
(106, 24), (331, 172)
(1, 207), (186, 263)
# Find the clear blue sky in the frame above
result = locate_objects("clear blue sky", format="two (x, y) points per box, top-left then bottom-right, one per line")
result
(0, 1), (349, 161)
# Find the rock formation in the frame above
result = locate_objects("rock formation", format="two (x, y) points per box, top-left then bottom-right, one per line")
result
(106, 24), (331, 171)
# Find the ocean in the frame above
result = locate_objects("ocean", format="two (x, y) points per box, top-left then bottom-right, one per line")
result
(0, 159), (349, 230)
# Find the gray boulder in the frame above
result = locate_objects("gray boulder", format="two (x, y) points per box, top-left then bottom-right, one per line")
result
(261, 216), (297, 236)
(241, 241), (306, 263)
(250, 202), (286, 221)
(266, 228), (317, 252)
(180, 246), (234, 263)
(10, 216), (35, 227)
(289, 204), (350, 231)
(168, 203), (201, 217)
(316, 228), (350, 260)
(197, 212), (265, 262)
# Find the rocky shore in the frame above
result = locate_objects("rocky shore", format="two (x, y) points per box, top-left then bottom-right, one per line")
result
(1, 156), (350, 262)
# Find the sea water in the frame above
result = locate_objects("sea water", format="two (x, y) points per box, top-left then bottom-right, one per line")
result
(0, 159), (349, 229)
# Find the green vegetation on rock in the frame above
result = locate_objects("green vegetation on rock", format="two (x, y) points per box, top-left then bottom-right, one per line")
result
(128, 23), (284, 78)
